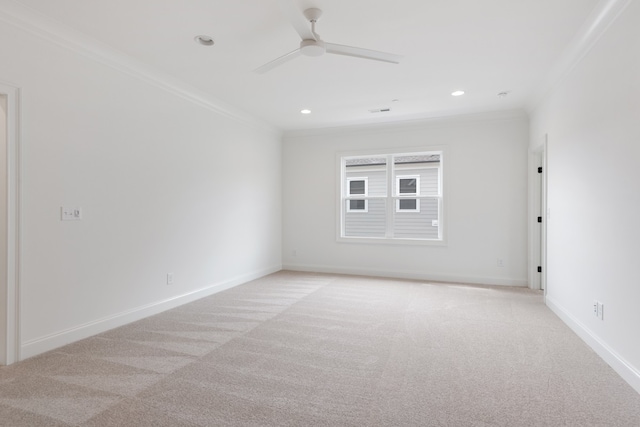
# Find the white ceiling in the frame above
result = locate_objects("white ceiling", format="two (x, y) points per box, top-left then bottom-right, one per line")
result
(13, 0), (600, 130)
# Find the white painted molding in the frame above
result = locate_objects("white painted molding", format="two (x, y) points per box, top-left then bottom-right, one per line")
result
(20, 265), (282, 360)
(283, 109), (528, 140)
(528, 0), (633, 112)
(0, 0), (279, 136)
(546, 296), (640, 395)
(0, 81), (21, 365)
(282, 263), (528, 287)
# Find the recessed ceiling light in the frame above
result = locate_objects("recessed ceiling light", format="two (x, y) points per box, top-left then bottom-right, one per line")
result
(194, 35), (214, 46)
(451, 90), (465, 97)
(301, 109), (311, 114)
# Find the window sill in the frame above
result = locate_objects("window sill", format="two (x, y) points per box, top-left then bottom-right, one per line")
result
(336, 236), (447, 247)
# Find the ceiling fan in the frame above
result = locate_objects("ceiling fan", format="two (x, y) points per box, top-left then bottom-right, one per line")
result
(254, 7), (402, 74)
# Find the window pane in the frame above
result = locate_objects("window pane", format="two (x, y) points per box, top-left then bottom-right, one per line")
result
(349, 200), (366, 210)
(422, 168), (439, 196)
(349, 180), (365, 195)
(393, 198), (439, 239)
(399, 178), (417, 194)
(346, 157), (387, 167)
(398, 199), (417, 210)
(344, 198), (386, 237)
(341, 151), (442, 241)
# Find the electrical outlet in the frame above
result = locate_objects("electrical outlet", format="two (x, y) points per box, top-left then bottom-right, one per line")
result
(497, 258), (504, 267)
(61, 207), (82, 221)
(292, 249), (297, 257)
(598, 302), (604, 320)
(167, 273), (174, 285)
(593, 300), (604, 320)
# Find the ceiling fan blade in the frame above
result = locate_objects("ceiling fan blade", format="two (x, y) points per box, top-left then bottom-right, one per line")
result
(325, 43), (402, 64)
(277, 0), (317, 41)
(254, 48), (302, 74)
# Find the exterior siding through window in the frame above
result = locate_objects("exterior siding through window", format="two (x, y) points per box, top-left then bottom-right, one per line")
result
(341, 152), (442, 241)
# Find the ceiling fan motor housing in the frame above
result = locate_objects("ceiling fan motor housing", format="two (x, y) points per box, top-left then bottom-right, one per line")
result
(300, 39), (326, 57)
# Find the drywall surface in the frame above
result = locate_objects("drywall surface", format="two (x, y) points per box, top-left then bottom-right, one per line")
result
(283, 113), (529, 286)
(530, 1), (640, 392)
(0, 13), (282, 358)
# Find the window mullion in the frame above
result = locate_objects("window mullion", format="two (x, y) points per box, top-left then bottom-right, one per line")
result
(385, 154), (394, 238)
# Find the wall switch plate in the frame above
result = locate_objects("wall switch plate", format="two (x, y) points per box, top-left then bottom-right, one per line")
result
(598, 302), (604, 320)
(61, 207), (82, 221)
(593, 300), (604, 320)
(167, 273), (174, 285)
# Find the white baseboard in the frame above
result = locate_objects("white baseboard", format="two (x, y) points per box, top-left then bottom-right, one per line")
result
(282, 263), (528, 287)
(546, 296), (640, 395)
(20, 265), (282, 360)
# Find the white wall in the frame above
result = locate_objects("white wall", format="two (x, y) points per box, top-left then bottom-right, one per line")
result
(283, 113), (529, 286)
(0, 13), (282, 360)
(530, 1), (640, 392)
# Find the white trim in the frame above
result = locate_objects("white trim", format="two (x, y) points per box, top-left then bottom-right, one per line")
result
(346, 177), (369, 212)
(20, 265), (281, 360)
(528, 135), (548, 291)
(395, 175), (420, 212)
(546, 296), (640, 395)
(283, 264), (528, 287)
(285, 110), (528, 140)
(0, 0), (278, 136)
(528, 0), (633, 113)
(0, 82), (20, 365)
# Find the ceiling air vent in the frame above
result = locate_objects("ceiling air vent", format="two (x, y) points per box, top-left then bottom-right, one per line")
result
(369, 108), (391, 113)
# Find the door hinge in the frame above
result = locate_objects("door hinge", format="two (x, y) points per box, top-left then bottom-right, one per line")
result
(537, 216), (542, 223)
(538, 167), (543, 173)
(537, 266), (542, 273)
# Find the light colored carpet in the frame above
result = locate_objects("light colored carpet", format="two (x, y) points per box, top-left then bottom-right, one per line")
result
(1, 271), (639, 426)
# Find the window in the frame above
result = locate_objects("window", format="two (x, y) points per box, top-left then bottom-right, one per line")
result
(347, 177), (368, 212)
(340, 150), (443, 242)
(396, 175), (420, 212)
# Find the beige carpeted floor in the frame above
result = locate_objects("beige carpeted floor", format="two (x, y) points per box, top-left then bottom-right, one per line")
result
(1, 271), (639, 426)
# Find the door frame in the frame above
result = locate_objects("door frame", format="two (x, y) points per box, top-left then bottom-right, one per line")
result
(529, 135), (547, 292)
(1, 82), (21, 365)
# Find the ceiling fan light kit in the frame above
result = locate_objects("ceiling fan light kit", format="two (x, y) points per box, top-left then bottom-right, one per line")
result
(255, 7), (402, 73)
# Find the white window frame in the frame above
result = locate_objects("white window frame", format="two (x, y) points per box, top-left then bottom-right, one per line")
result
(395, 175), (420, 212)
(337, 147), (445, 246)
(346, 177), (368, 212)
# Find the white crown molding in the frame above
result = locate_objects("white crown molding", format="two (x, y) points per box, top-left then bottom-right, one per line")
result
(0, 0), (280, 136)
(283, 109), (528, 140)
(527, 0), (633, 113)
